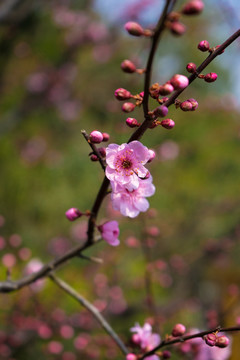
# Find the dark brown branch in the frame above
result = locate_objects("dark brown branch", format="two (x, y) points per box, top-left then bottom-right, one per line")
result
(140, 325), (240, 359)
(49, 274), (129, 356)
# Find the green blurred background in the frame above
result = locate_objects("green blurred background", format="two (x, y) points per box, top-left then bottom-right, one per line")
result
(0, 0), (240, 359)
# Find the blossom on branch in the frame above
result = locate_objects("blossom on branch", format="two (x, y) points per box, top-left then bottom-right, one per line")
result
(98, 220), (120, 246)
(130, 322), (160, 359)
(106, 141), (151, 191)
(111, 176), (155, 218)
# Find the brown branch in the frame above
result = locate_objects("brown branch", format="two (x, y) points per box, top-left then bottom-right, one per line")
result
(140, 325), (240, 359)
(49, 274), (129, 356)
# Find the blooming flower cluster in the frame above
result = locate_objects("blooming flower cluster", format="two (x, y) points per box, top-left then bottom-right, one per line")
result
(130, 322), (161, 360)
(105, 141), (155, 218)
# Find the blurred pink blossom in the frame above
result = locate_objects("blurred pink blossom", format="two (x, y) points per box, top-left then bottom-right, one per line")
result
(98, 221), (120, 246)
(130, 322), (160, 359)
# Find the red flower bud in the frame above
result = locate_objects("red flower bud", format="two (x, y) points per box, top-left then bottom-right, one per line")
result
(204, 333), (217, 347)
(90, 154), (99, 161)
(98, 147), (106, 157)
(182, 0), (204, 15)
(198, 40), (210, 52)
(126, 117), (140, 128)
(170, 74), (189, 90)
(121, 59), (136, 73)
(65, 208), (82, 221)
(114, 88), (132, 100)
(180, 100), (193, 111)
(172, 324), (186, 337)
(160, 118), (175, 129)
(216, 335), (230, 348)
(122, 102), (136, 113)
(102, 132), (110, 142)
(89, 130), (103, 144)
(162, 350), (172, 359)
(186, 62), (196, 73)
(204, 72), (218, 83)
(153, 105), (169, 117)
(170, 21), (186, 36)
(188, 98), (198, 110)
(158, 83), (174, 95)
(124, 22), (144, 36)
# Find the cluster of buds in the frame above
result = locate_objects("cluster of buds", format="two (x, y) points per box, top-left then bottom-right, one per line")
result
(176, 98), (199, 111)
(166, 0), (204, 36)
(88, 130), (109, 162)
(114, 88), (144, 126)
(186, 59), (218, 83)
(204, 333), (230, 348)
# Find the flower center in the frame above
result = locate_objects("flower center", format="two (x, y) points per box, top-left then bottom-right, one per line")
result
(122, 160), (132, 169)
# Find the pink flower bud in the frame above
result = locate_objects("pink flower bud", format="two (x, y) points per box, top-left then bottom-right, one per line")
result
(198, 40), (210, 52)
(121, 60), (136, 73)
(124, 22), (144, 36)
(180, 100), (193, 111)
(162, 350), (172, 359)
(114, 88), (132, 100)
(204, 333), (217, 347)
(139, 91), (144, 98)
(90, 154), (98, 161)
(153, 105), (169, 118)
(98, 147), (106, 157)
(160, 118), (175, 129)
(148, 149), (156, 163)
(214, 45), (225, 54)
(188, 98), (198, 110)
(186, 62), (196, 73)
(131, 333), (141, 345)
(89, 130), (103, 144)
(204, 72), (218, 83)
(182, 0), (204, 15)
(102, 132), (110, 142)
(65, 208), (82, 221)
(126, 117), (140, 128)
(170, 74), (189, 90)
(126, 354), (137, 360)
(215, 335), (230, 348)
(158, 83), (174, 95)
(172, 324), (186, 337)
(122, 102), (136, 113)
(170, 21), (186, 36)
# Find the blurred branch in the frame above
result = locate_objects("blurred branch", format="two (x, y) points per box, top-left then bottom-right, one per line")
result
(140, 325), (240, 359)
(49, 273), (129, 356)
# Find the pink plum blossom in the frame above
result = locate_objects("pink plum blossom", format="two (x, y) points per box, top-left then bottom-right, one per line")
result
(130, 322), (160, 359)
(98, 221), (120, 246)
(106, 141), (151, 191)
(111, 177), (155, 218)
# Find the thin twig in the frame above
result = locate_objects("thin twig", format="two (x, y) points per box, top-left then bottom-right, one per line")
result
(49, 273), (129, 356)
(140, 325), (240, 359)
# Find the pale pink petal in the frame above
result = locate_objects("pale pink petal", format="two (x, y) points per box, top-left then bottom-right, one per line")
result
(105, 166), (116, 181)
(129, 141), (150, 163)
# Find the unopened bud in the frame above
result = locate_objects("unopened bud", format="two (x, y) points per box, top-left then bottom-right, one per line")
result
(160, 118), (175, 129)
(214, 45), (225, 55)
(126, 354), (137, 360)
(121, 59), (136, 73)
(162, 350), (172, 359)
(98, 147), (106, 157)
(90, 154), (99, 161)
(126, 117), (140, 128)
(131, 333), (141, 345)
(139, 91), (144, 98)
(188, 98), (198, 110)
(198, 40), (210, 52)
(153, 105), (169, 118)
(158, 83), (174, 95)
(115, 88), (132, 100)
(204, 72), (218, 83)
(148, 149), (156, 163)
(122, 102), (136, 113)
(124, 22), (144, 36)
(186, 62), (196, 73)
(180, 100), (193, 111)
(182, 0), (204, 15)
(170, 21), (186, 36)
(170, 74), (189, 90)
(172, 324), (186, 337)
(204, 333), (217, 347)
(65, 208), (82, 221)
(102, 132), (110, 142)
(216, 335), (230, 348)
(149, 83), (160, 99)
(89, 130), (103, 144)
